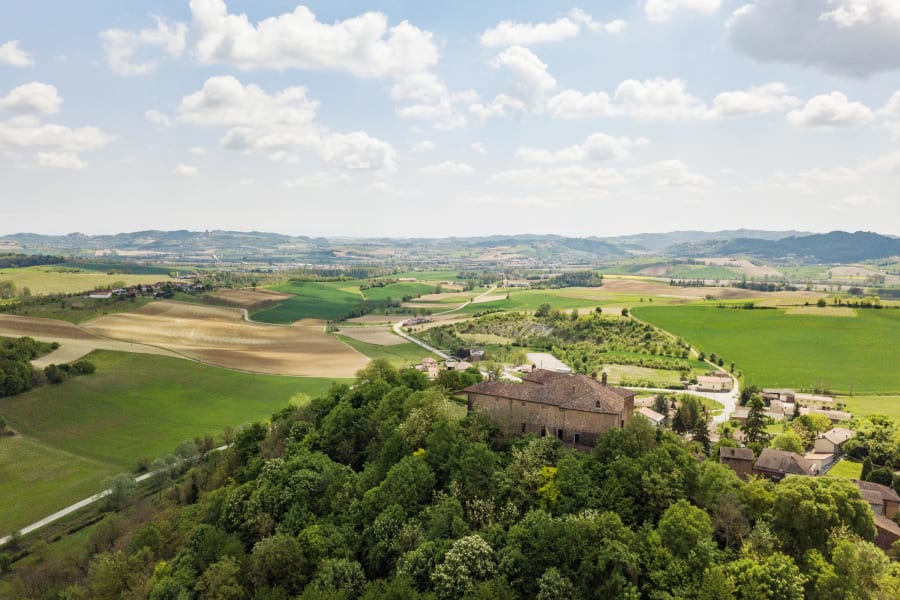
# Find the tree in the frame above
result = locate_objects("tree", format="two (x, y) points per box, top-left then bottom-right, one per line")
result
(250, 533), (305, 594)
(103, 474), (136, 510)
(0, 414), (6, 436)
(771, 431), (805, 455)
(742, 395), (770, 446)
(195, 557), (245, 600)
(535, 303), (551, 318)
(621, 308), (629, 317)
(861, 456), (874, 481)
(727, 552), (806, 600)
(431, 535), (495, 599)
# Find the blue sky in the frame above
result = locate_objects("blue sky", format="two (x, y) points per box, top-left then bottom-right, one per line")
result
(1, 0), (899, 237)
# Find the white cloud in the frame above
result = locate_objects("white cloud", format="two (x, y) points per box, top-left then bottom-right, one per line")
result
(144, 109), (172, 127)
(645, 0), (722, 22)
(460, 45), (564, 122)
(516, 133), (646, 163)
(0, 116), (114, 152)
(34, 152), (87, 170)
(410, 140), (435, 154)
(728, 0), (900, 77)
(174, 163), (198, 176)
(190, 0), (437, 78)
(472, 142), (487, 155)
(838, 193), (885, 208)
(568, 9), (627, 33)
(100, 16), (187, 76)
(787, 92), (874, 128)
(625, 160), (712, 189)
(239, 177), (254, 185)
(320, 132), (398, 171)
(547, 90), (614, 119)
(189, 146), (207, 155)
(420, 160), (474, 175)
(0, 40), (34, 68)
(614, 77), (709, 120)
(712, 82), (802, 116)
(0, 83), (62, 115)
(392, 72), (474, 129)
(180, 76), (319, 128)
(480, 17), (580, 47)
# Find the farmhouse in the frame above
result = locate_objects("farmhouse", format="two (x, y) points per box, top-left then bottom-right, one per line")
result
(813, 427), (854, 457)
(719, 446), (756, 480)
(635, 406), (666, 427)
(793, 392), (835, 410)
(850, 480), (900, 551)
(463, 369), (634, 449)
(753, 448), (815, 481)
(696, 374), (732, 392)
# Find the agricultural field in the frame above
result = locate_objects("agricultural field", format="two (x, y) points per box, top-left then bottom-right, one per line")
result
(840, 395), (900, 422)
(362, 281), (435, 302)
(2, 295), (153, 323)
(632, 304), (900, 394)
(253, 280), (365, 323)
(0, 350), (342, 533)
(0, 265), (176, 296)
(81, 301), (368, 377)
(665, 265), (739, 280)
(336, 336), (440, 368)
(336, 325), (405, 346)
(207, 287), (293, 309)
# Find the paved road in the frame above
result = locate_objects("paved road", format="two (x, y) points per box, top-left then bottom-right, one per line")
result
(627, 381), (738, 424)
(391, 286), (498, 359)
(0, 446), (227, 547)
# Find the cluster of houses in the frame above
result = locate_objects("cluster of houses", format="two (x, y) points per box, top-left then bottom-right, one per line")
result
(695, 372), (733, 392)
(414, 356), (475, 379)
(719, 441), (900, 550)
(731, 388), (852, 425)
(86, 279), (204, 300)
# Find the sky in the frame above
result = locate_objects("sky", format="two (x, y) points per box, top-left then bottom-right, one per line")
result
(1, 0), (899, 238)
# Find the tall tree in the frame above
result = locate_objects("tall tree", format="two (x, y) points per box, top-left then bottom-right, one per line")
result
(742, 395), (770, 446)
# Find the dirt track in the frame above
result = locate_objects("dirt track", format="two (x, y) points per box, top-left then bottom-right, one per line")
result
(80, 302), (368, 377)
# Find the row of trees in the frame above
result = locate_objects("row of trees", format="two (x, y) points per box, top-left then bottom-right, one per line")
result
(7, 360), (898, 599)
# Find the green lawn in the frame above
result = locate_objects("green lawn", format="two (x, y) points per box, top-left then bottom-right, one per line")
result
(0, 350), (344, 532)
(253, 281), (364, 322)
(827, 458), (863, 479)
(363, 282), (436, 302)
(632, 305), (900, 394)
(337, 336), (440, 368)
(840, 395), (900, 422)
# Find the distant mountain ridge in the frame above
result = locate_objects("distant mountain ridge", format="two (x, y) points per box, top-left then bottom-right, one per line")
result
(1, 229), (898, 264)
(669, 231), (900, 263)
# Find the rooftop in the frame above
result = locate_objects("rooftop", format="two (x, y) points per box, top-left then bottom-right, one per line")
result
(464, 369), (633, 415)
(755, 448), (813, 476)
(820, 427), (854, 445)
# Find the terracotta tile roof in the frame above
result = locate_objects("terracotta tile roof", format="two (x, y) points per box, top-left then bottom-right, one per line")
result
(754, 448), (813, 476)
(464, 369), (634, 415)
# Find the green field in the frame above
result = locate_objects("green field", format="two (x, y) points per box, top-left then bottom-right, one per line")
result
(253, 281), (364, 322)
(0, 266), (175, 296)
(337, 336), (440, 368)
(362, 282), (436, 302)
(4, 296), (153, 323)
(840, 395), (900, 422)
(632, 305), (900, 394)
(0, 350), (342, 532)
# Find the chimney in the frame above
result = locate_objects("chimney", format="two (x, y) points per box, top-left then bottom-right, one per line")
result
(601, 372), (608, 386)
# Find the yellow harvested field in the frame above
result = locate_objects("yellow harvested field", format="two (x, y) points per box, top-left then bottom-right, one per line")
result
(80, 301), (368, 377)
(784, 306), (857, 317)
(0, 267), (177, 296)
(472, 294), (507, 304)
(346, 314), (397, 324)
(701, 258), (783, 278)
(208, 287), (293, 309)
(0, 314), (180, 366)
(415, 291), (474, 303)
(337, 326), (405, 345)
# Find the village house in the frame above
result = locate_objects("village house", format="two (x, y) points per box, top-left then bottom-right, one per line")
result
(799, 406), (852, 423)
(463, 369), (634, 449)
(719, 446), (756, 480)
(696, 374), (732, 392)
(794, 392), (836, 410)
(813, 427), (854, 457)
(635, 406), (666, 427)
(761, 388), (795, 404)
(850, 480), (900, 551)
(753, 448), (816, 481)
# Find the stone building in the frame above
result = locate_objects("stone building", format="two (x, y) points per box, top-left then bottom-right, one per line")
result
(463, 369), (634, 449)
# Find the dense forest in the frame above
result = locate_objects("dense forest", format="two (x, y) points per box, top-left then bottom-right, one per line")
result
(0, 254), (64, 269)
(7, 361), (898, 599)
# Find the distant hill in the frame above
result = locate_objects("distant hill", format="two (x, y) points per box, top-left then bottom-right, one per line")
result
(603, 229), (807, 252)
(677, 231), (900, 263)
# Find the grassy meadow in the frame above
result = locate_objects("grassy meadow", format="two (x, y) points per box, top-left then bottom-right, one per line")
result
(0, 265), (175, 296)
(0, 350), (344, 532)
(337, 335), (440, 368)
(632, 304), (900, 394)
